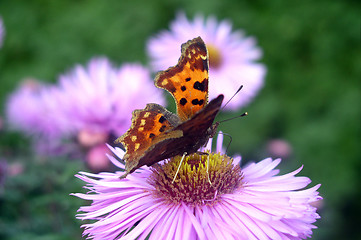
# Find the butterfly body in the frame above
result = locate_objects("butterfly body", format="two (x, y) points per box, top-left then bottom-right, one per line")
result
(116, 37), (223, 178)
(132, 94), (223, 174)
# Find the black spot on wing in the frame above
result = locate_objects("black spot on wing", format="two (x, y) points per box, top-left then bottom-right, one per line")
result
(159, 116), (166, 123)
(193, 81), (206, 92)
(181, 86), (186, 91)
(149, 133), (155, 138)
(185, 77), (191, 82)
(191, 99), (205, 106)
(202, 59), (208, 71)
(180, 98), (187, 106)
(159, 125), (166, 132)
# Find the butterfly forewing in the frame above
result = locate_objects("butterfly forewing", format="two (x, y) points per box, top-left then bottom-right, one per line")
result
(155, 37), (209, 121)
(174, 94), (223, 139)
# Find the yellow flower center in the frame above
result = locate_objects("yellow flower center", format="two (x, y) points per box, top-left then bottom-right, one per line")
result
(207, 45), (223, 69)
(149, 152), (243, 206)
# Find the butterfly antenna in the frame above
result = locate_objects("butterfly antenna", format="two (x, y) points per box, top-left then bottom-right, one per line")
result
(216, 114), (247, 154)
(221, 85), (243, 111)
(216, 132), (233, 155)
(218, 112), (248, 124)
(172, 152), (187, 184)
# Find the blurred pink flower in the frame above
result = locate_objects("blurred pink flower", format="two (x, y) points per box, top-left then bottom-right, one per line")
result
(6, 79), (70, 139)
(8, 162), (24, 176)
(58, 58), (165, 138)
(86, 144), (112, 172)
(0, 160), (7, 187)
(147, 12), (266, 110)
(267, 138), (293, 159)
(0, 17), (4, 48)
(77, 129), (109, 148)
(6, 58), (165, 156)
(0, 160), (24, 188)
(0, 116), (3, 131)
(73, 136), (321, 240)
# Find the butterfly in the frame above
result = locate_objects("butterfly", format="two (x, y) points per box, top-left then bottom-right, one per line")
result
(116, 37), (224, 178)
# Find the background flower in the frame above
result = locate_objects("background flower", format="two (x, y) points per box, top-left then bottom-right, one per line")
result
(73, 138), (321, 240)
(57, 58), (165, 137)
(5, 79), (77, 156)
(147, 12), (266, 110)
(5, 58), (166, 158)
(6, 79), (70, 139)
(0, 16), (4, 48)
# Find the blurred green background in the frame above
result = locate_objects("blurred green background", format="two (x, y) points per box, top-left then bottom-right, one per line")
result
(0, 0), (360, 239)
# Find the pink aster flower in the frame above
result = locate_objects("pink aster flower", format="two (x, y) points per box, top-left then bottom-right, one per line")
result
(73, 136), (321, 240)
(6, 79), (74, 155)
(6, 58), (165, 157)
(58, 57), (165, 138)
(147, 12), (266, 110)
(6, 79), (71, 139)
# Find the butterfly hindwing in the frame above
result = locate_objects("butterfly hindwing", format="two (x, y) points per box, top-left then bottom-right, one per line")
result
(136, 94), (224, 170)
(116, 103), (182, 174)
(155, 37), (209, 122)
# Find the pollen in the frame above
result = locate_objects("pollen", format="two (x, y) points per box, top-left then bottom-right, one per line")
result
(134, 143), (140, 151)
(149, 152), (243, 206)
(140, 119), (146, 126)
(131, 136), (137, 142)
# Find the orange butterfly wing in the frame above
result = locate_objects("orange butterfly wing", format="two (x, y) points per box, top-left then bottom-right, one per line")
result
(155, 37), (209, 122)
(115, 103), (182, 175)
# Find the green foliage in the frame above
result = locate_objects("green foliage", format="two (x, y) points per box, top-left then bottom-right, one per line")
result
(0, 0), (360, 239)
(0, 158), (84, 239)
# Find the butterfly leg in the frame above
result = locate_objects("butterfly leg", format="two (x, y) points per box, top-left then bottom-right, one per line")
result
(172, 152), (187, 184)
(119, 172), (129, 179)
(196, 151), (208, 155)
(206, 154), (213, 186)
